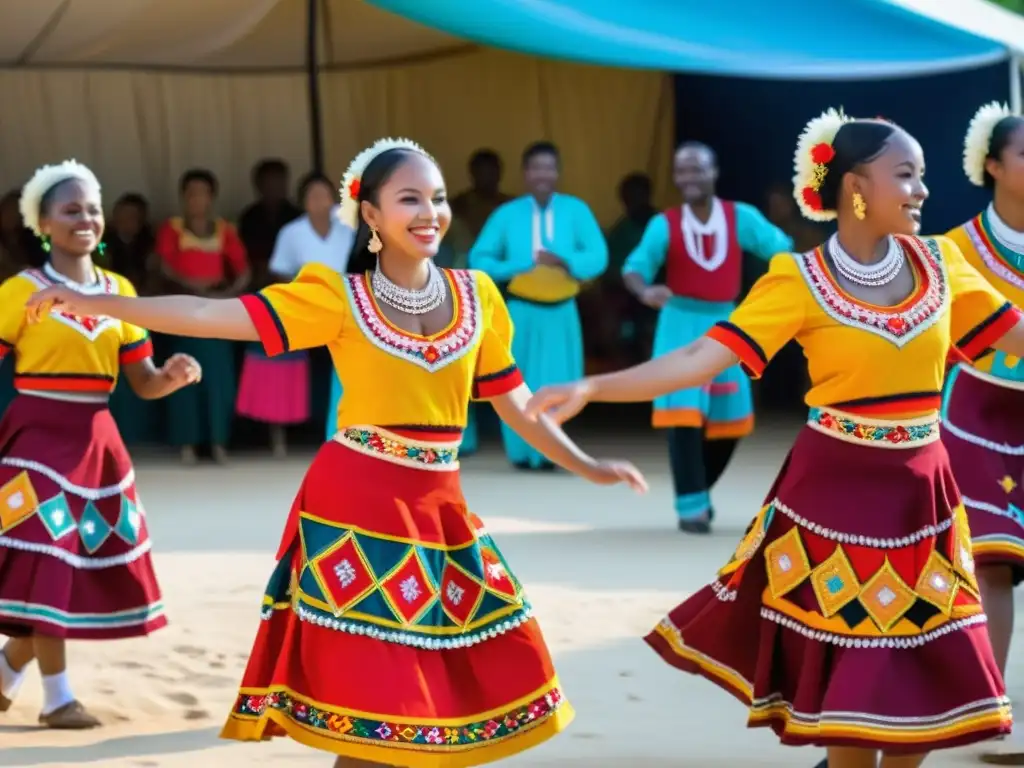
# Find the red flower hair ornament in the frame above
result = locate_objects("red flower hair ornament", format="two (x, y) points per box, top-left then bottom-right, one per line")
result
(792, 108), (852, 222)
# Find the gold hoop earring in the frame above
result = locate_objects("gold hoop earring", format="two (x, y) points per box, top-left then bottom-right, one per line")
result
(368, 228), (383, 254)
(852, 193), (867, 221)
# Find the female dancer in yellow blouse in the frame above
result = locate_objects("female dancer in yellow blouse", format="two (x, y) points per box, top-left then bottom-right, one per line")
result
(24, 139), (646, 767)
(943, 102), (1024, 765)
(0, 161), (199, 728)
(526, 111), (1024, 768)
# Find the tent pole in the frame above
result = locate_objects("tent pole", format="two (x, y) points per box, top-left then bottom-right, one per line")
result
(1012, 54), (1022, 114)
(306, 0), (325, 172)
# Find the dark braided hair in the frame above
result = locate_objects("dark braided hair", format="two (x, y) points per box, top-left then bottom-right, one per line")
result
(817, 120), (898, 213)
(984, 115), (1024, 189)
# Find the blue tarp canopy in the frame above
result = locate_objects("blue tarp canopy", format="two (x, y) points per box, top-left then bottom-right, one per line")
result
(365, 0), (1010, 80)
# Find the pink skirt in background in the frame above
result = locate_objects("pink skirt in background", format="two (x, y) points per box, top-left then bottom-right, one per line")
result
(236, 346), (310, 425)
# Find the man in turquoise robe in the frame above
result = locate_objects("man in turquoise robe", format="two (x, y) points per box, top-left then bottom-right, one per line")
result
(470, 141), (608, 469)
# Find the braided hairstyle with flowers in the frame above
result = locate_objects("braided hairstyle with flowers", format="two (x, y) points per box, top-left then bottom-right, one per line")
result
(338, 138), (436, 274)
(793, 108), (898, 222)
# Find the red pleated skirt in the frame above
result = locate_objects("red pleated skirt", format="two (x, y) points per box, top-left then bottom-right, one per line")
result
(220, 426), (572, 766)
(942, 364), (1024, 583)
(0, 394), (165, 639)
(646, 409), (1011, 753)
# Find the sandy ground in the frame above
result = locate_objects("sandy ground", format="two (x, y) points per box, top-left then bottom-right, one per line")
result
(0, 421), (1020, 767)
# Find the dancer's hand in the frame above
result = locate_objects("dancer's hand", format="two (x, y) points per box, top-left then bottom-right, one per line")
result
(524, 380), (595, 424)
(26, 286), (96, 323)
(585, 459), (648, 493)
(159, 353), (202, 388)
(641, 284), (673, 308)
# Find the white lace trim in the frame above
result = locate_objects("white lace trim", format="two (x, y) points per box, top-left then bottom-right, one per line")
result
(940, 417), (1024, 455)
(963, 497), (1024, 526)
(761, 607), (987, 649)
(279, 603), (532, 650)
(794, 237), (948, 347)
(0, 457), (134, 500)
(0, 536), (152, 569)
(711, 579), (737, 602)
(344, 269), (482, 373)
(770, 498), (953, 548)
(967, 213), (1024, 292)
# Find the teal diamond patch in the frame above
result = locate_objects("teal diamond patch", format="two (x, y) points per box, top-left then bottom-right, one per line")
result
(78, 501), (112, 554)
(114, 495), (142, 545)
(37, 493), (77, 541)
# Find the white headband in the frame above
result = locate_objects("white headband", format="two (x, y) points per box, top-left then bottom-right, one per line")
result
(338, 137), (433, 229)
(963, 101), (1015, 187)
(20, 159), (101, 237)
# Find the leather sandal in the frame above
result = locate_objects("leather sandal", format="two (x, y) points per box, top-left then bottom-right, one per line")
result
(38, 700), (101, 729)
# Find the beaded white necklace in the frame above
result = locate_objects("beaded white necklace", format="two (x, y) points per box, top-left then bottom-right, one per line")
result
(828, 235), (904, 288)
(986, 203), (1024, 252)
(371, 261), (447, 315)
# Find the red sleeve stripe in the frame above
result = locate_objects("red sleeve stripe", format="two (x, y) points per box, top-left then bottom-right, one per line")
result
(473, 365), (524, 399)
(240, 293), (289, 357)
(956, 302), (1022, 361)
(706, 321), (767, 379)
(119, 336), (153, 365)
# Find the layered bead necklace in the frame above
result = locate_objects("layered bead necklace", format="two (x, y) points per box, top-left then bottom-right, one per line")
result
(827, 234), (904, 287)
(371, 261), (447, 314)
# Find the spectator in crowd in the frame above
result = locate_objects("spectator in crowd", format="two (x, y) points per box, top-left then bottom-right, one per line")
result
(238, 159), (301, 291)
(451, 149), (512, 239)
(0, 190), (45, 281)
(103, 193), (164, 444)
(155, 169), (249, 464)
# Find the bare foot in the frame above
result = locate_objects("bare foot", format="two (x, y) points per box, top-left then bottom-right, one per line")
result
(180, 446), (198, 466)
(211, 445), (229, 465)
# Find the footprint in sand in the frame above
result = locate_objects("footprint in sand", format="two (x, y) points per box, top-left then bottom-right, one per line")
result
(167, 691), (200, 706)
(113, 660), (145, 670)
(183, 708), (210, 720)
(173, 645), (206, 659)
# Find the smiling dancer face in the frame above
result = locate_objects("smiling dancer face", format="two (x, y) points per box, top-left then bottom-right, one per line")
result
(819, 121), (928, 240)
(348, 149), (451, 275)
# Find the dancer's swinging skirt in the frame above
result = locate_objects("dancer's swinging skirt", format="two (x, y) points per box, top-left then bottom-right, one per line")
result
(221, 426), (572, 767)
(646, 408), (1012, 753)
(0, 395), (165, 639)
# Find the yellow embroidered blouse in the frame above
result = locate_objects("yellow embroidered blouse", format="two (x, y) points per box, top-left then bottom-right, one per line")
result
(707, 235), (1021, 418)
(0, 265), (153, 395)
(946, 211), (1024, 380)
(240, 264), (523, 430)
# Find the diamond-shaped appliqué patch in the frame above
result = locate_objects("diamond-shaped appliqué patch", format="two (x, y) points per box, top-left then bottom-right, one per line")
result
(114, 494), (142, 545)
(480, 546), (518, 601)
(859, 559), (916, 631)
(37, 493), (77, 541)
(78, 501), (112, 554)
(763, 527), (811, 599)
(914, 551), (958, 615)
(810, 546), (861, 618)
(308, 533), (376, 616)
(380, 551), (437, 624)
(0, 471), (39, 532)
(439, 560), (485, 626)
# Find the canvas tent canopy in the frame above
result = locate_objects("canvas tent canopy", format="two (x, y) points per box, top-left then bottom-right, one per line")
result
(0, 0), (1019, 222)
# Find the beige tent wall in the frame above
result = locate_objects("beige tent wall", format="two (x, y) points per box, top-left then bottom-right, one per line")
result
(0, 50), (674, 226)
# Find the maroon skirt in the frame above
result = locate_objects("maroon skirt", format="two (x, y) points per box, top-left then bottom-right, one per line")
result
(0, 394), (165, 639)
(941, 364), (1024, 583)
(646, 408), (1010, 753)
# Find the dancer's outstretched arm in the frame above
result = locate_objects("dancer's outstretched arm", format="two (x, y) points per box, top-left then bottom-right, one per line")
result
(25, 286), (259, 341)
(491, 383), (647, 493)
(525, 337), (736, 425)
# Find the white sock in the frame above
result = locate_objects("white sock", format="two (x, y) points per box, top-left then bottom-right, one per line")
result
(40, 671), (75, 715)
(0, 652), (25, 700)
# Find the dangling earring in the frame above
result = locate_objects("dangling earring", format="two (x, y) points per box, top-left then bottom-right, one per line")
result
(852, 193), (867, 221)
(368, 228), (383, 254)
(40, 234), (51, 253)
(96, 241), (107, 257)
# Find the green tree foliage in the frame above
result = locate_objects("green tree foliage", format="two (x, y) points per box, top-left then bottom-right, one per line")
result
(990, 0), (1024, 14)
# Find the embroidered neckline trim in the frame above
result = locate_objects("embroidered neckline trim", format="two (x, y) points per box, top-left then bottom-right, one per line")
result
(794, 236), (948, 347)
(344, 268), (482, 372)
(968, 214), (1024, 291)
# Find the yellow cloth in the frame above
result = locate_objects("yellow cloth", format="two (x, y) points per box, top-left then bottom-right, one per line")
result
(242, 264), (522, 429)
(506, 265), (581, 303)
(707, 236), (1016, 419)
(0, 267), (151, 394)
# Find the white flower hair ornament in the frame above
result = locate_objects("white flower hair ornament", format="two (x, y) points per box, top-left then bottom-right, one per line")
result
(338, 137), (433, 229)
(792, 107), (853, 222)
(19, 159), (101, 238)
(963, 101), (1015, 187)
